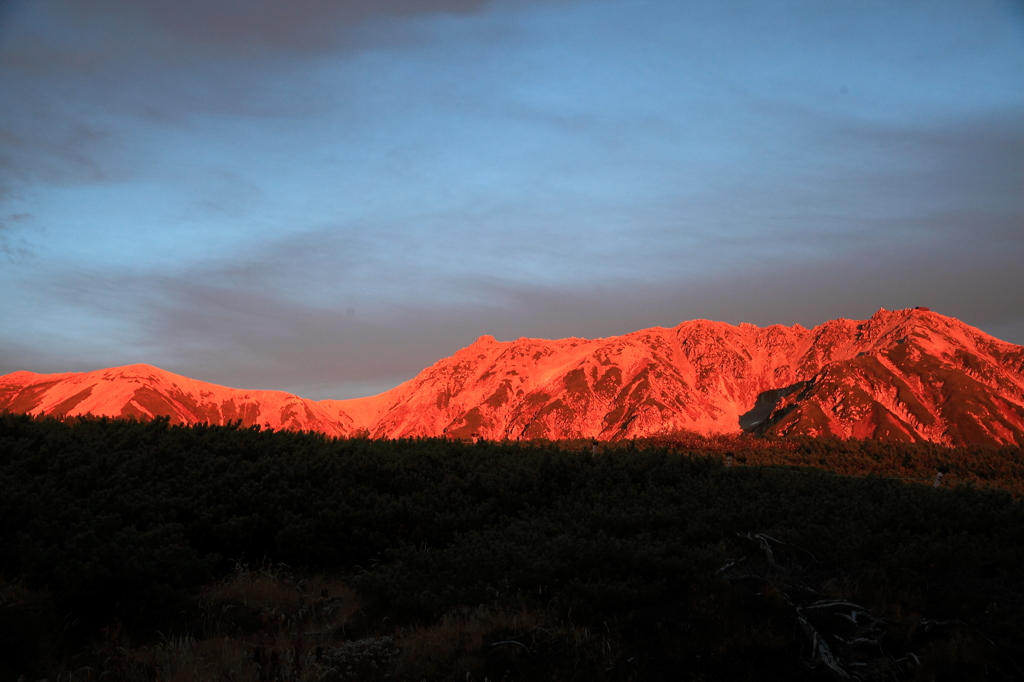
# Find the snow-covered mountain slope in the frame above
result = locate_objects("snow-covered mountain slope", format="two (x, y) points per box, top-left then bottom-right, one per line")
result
(0, 364), (356, 436)
(3, 308), (1022, 445)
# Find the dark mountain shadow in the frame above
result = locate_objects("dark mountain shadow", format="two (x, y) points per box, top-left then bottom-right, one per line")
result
(739, 382), (808, 432)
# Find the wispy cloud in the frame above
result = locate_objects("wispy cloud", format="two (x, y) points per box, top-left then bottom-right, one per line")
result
(0, 0), (1021, 396)
(0, 211), (37, 260)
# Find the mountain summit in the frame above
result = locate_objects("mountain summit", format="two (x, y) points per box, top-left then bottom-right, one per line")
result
(3, 308), (1022, 446)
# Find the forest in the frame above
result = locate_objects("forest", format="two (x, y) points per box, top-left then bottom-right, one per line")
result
(1, 412), (1022, 681)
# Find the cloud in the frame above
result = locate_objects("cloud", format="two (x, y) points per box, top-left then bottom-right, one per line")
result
(0, 211), (36, 260)
(10, 182), (1021, 400)
(831, 113), (1024, 214)
(2, 0), (492, 58)
(3, 101), (1021, 396)
(0, 0), (1021, 398)
(0, 0), (503, 198)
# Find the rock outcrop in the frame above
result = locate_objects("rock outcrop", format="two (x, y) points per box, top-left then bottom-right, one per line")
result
(3, 308), (1023, 446)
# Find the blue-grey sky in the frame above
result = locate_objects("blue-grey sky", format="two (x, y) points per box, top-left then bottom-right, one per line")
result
(1, 0), (1022, 399)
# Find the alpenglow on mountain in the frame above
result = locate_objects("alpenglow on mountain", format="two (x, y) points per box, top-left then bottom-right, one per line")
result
(2, 308), (1023, 446)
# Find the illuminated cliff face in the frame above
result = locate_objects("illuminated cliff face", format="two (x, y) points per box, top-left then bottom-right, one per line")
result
(3, 308), (1023, 446)
(0, 364), (357, 437)
(347, 307), (1024, 445)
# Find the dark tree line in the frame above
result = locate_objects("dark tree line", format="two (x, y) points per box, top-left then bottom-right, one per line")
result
(1, 413), (1022, 680)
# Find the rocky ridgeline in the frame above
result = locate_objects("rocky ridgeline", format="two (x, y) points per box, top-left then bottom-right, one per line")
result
(3, 308), (1023, 446)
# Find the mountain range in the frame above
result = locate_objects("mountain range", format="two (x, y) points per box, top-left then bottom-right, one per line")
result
(3, 308), (1023, 446)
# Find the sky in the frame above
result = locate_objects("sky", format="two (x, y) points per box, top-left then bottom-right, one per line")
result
(1, 0), (1022, 399)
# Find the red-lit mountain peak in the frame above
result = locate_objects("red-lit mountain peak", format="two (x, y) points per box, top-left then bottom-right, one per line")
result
(0, 363), (356, 436)
(2, 308), (1022, 446)
(354, 308), (1024, 445)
